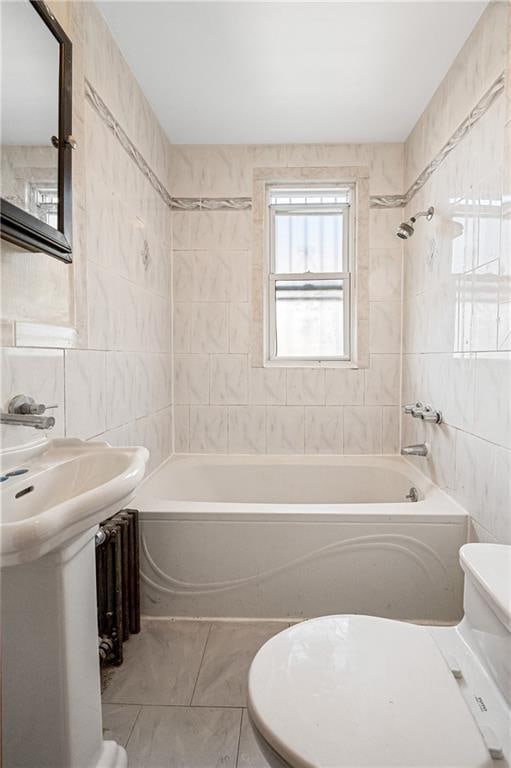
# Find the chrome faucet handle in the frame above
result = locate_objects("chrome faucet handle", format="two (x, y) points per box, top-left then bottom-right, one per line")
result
(7, 395), (58, 416)
(420, 405), (442, 424)
(403, 401), (423, 415)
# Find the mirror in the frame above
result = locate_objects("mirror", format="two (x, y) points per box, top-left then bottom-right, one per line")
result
(1, 1), (73, 262)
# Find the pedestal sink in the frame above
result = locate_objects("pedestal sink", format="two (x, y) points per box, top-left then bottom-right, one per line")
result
(1, 438), (149, 768)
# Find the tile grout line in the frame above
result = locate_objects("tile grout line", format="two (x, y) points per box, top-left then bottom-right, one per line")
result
(235, 707), (245, 768)
(189, 622), (213, 706)
(123, 705), (143, 750)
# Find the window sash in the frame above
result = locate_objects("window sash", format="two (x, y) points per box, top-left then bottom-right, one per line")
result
(269, 203), (350, 274)
(268, 273), (351, 362)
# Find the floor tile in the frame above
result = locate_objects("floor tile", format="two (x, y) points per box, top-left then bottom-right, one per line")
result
(237, 709), (272, 768)
(102, 704), (140, 747)
(103, 620), (211, 705)
(126, 705), (242, 768)
(192, 622), (284, 707)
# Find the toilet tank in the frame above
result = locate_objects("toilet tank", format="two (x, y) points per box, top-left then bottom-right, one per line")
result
(459, 544), (511, 705)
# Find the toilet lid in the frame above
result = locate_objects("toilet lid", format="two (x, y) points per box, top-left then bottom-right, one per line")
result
(248, 615), (491, 768)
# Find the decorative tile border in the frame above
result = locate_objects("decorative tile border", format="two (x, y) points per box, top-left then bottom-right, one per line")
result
(369, 194), (408, 208)
(85, 79), (173, 207)
(405, 72), (506, 203)
(171, 197), (252, 211)
(86, 71), (505, 213)
(371, 71), (505, 208)
(85, 80), (252, 212)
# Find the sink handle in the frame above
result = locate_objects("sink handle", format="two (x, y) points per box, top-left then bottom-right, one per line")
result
(8, 395), (58, 415)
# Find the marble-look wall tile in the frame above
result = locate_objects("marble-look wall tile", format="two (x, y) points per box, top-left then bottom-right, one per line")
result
(286, 369), (325, 406)
(249, 368), (287, 405)
(105, 352), (141, 429)
(365, 355), (400, 405)
(369, 249), (402, 300)
(183, 210), (252, 251)
(139, 353), (173, 417)
(454, 430), (496, 533)
(189, 406), (228, 453)
(210, 355), (248, 405)
(65, 350), (106, 439)
(229, 303), (251, 353)
(173, 251), (249, 303)
(174, 355), (209, 405)
(325, 369), (365, 405)
(135, 408), (173, 474)
(305, 406), (343, 454)
(369, 301), (401, 354)
(266, 406), (305, 454)
(173, 303), (192, 353)
(370, 208), (404, 250)
(493, 446), (511, 543)
(173, 252), (195, 302)
(228, 405), (266, 453)
(344, 406), (382, 455)
(0, 348), (65, 446)
(473, 352), (511, 449)
(382, 406), (400, 454)
(190, 304), (229, 354)
(174, 405), (190, 453)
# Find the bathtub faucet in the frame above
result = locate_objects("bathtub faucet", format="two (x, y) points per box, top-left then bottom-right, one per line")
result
(401, 443), (428, 457)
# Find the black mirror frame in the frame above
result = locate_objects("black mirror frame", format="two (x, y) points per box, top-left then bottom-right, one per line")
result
(1, 0), (73, 263)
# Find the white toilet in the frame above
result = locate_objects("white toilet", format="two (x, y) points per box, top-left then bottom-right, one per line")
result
(248, 543), (511, 768)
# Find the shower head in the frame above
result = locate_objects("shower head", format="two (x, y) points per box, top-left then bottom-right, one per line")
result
(396, 206), (434, 240)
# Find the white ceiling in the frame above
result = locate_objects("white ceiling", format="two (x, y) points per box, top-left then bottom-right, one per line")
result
(98, 1), (486, 145)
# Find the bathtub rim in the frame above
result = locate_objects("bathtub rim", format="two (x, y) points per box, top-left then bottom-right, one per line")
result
(134, 453), (469, 525)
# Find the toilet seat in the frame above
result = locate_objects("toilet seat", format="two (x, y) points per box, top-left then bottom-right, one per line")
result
(248, 615), (492, 768)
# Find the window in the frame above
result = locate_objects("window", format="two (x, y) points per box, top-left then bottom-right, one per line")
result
(267, 184), (352, 363)
(28, 182), (59, 228)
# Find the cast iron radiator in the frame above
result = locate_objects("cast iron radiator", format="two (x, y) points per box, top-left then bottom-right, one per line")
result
(95, 509), (140, 666)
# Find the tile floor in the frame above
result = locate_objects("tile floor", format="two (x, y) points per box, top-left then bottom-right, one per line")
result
(102, 619), (288, 767)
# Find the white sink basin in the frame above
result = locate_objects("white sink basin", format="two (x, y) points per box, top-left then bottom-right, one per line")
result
(0, 438), (149, 566)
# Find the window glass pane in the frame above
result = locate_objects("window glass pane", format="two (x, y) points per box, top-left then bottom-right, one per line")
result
(274, 212), (343, 273)
(275, 279), (345, 358)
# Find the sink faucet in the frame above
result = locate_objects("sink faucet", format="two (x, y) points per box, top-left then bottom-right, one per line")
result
(0, 394), (57, 430)
(401, 443), (428, 457)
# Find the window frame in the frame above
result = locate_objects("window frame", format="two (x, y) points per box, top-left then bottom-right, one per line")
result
(266, 183), (354, 365)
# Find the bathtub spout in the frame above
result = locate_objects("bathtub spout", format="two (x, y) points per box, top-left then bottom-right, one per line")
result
(401, 443), (428, 457)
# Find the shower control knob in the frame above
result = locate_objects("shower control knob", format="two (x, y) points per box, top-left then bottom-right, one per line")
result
(403, 402), (423, 415)
(421, 406), (442, 424)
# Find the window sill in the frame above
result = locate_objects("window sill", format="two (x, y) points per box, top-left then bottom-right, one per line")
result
(263, 359), (360, 370)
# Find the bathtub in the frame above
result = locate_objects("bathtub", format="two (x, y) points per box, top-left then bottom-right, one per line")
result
(134, 455), (469, 623)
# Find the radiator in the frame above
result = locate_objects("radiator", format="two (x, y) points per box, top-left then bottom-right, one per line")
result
(95, 509), (140, 666)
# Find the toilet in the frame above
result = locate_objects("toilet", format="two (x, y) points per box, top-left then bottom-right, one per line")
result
(248, 543), (511, 767)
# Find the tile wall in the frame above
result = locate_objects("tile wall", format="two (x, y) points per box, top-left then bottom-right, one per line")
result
(401, 1), (511, 543)
(0, 2), (173, 473)
(171, 144), (404, 454)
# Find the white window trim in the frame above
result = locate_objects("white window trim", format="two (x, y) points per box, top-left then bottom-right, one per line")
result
(265, 183), (355, 367)
(252, 166), (370, 370)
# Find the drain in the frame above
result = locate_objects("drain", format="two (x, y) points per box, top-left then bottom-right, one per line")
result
(405, 486), (419, 503)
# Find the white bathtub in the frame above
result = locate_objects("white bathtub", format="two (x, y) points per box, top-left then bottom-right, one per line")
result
(134, 455), (469, 623)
